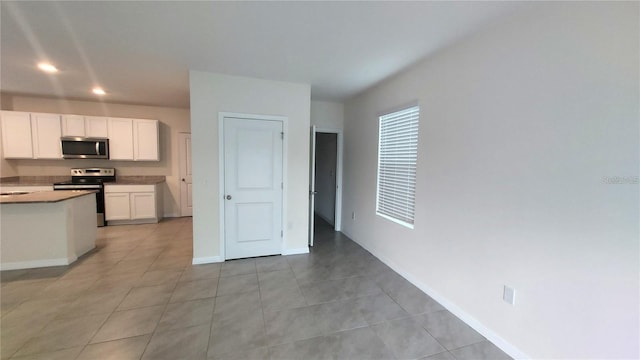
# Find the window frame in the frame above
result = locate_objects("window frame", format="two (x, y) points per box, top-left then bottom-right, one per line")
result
(375, 105), (420, 229)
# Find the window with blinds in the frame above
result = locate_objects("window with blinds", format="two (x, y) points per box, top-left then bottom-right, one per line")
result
(376, 105), (419, 229)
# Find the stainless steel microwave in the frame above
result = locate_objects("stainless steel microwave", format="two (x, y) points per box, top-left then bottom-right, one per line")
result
(61, 137), (109, 159)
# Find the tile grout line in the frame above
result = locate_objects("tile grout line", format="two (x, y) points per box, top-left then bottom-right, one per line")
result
(5, 273), (96, 359)
(2, 218), (503, 360)
(204, 262), (222, 358)
(137, 262), (185, 360)
(76, 225), (185, 359)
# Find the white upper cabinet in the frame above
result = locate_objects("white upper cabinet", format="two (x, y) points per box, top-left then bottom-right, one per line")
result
(61, 115), (85, 137)
(85, 116), (108, 138)
(108, 117), (134, 160)
(2, 110), (158, 162)
(1, 111), (64, 159)
(62, 115), (108, 138)
(133, 119), (159, 161)
(108, 117), (159, 161)
(30, 113), (62, 159)
(1, 111), (33, 159)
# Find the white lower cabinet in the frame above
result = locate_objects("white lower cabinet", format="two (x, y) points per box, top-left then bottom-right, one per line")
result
(104, 193), (131, 220)
(130, 192), (156, 219)
(104, 184), (162, 224)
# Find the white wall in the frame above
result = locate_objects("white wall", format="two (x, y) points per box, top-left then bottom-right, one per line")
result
(311, 100), (344, 130)
(342, 3), (638, 359)
(0, 93), (12, 110)
(2, 95), (190, 217)
(190, 71), (311, 262)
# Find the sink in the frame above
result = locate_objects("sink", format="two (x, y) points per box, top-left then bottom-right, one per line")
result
(0, 192), (30, 196)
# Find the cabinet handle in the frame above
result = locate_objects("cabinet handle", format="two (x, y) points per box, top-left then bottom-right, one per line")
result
(226, 195), (232, 200)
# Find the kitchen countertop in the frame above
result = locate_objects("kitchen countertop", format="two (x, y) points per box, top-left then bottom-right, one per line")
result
(0, 190), (97, 204)
(0, 176), (70, 186)
(0, 175), (166, 186)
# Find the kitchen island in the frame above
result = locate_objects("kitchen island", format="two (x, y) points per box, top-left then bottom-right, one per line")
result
(0, 190), (97, 270)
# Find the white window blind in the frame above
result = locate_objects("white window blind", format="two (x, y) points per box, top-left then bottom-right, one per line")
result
(376, 106), (419, 228)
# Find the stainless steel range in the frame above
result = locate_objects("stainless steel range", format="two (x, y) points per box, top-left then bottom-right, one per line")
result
(53, 168), (116, 227)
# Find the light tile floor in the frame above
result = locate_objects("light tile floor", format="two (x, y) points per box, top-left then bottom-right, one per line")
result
(1, 216), (511, 360)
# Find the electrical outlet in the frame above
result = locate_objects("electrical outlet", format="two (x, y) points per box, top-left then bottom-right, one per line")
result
(351, 211), (356, 220)
(503, 285), (516, 305)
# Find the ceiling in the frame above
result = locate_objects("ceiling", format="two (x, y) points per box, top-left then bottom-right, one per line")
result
(1, 1), (530, 109)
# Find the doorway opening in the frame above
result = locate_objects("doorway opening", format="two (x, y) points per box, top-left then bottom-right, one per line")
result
(309, 126), (343, 247)
(314, 132), (338, 225)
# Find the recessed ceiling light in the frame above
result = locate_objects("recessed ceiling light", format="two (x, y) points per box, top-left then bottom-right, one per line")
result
(92, 87), (106, 95)
(37, 62), (58, 73)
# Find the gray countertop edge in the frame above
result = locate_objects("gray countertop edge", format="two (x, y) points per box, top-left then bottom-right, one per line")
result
(0, 190), (98, 204)
(0, 177), (166, 186)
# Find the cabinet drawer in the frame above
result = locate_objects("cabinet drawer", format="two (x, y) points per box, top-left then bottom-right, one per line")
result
(104, 185), (155, 193)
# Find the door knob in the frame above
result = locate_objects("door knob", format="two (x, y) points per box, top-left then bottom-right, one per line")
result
(182, 178), (185, 182)
(226, 195), (232, 200)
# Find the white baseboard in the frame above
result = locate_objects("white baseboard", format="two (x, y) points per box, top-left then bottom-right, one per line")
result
(282, 247), (309, 255)
(1, 258), (72, 271)
(349, 235), (529, 360)
(192, 256), (224, 264)
(163, 212), (181, 218)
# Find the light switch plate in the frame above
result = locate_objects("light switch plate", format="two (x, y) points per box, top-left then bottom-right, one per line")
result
(503, 285), (516, 305)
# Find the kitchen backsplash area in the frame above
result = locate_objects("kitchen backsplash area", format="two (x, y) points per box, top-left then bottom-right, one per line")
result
(111, 175), (166, 184)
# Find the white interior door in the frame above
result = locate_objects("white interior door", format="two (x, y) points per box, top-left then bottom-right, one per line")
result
(224, 117), (283, 259)
(309, 125), (317, 247)
(178, 133), (193, 216)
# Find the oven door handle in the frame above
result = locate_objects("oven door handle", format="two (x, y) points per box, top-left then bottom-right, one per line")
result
(53, 184), (102, 190)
